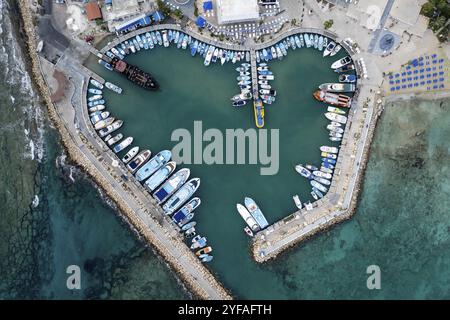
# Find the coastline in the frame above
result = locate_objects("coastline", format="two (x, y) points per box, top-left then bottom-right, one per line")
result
(17, 0), (231, 300)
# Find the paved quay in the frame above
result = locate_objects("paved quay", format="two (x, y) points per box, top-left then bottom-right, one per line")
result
(18, 0), (231, 300)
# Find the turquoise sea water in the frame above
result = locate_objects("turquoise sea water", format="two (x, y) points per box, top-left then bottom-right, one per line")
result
(1, 2), (450, 298)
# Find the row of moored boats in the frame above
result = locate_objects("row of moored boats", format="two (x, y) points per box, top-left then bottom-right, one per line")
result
(236, 197), (269, 237)
(88, 78), (213, 263)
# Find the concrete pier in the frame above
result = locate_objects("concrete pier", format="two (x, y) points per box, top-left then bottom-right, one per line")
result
(250, 49), (259, 100)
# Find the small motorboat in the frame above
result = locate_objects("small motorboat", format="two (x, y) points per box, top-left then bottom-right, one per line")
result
(233, 100), (246, 107)
(244, 226), (254, 237)
(339, 74), (357, 83)
(293, 195), (302, 209)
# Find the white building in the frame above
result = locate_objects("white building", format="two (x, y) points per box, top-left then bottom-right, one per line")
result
(216, 0), (260, 25)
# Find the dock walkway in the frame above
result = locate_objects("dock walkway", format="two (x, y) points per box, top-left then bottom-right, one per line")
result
(250, 49), (259, 100)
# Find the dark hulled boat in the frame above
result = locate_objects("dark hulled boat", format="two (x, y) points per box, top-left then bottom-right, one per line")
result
(112, 58), (159, 91)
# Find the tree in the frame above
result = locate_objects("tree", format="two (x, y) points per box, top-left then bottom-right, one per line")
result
(173, 9), (184, 19)
(421, 2), (436, 18)
(324, 19), (334, 30)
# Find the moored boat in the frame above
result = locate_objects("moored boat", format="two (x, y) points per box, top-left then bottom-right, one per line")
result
(135, 150), (171, 181)
(98, 120), (123, 137)
(113, 136), (132, 153)
(339, 74), (357, 83)
(331, 56), (352, 69)
(122, 146), (139, 163)
(154, 168), (190, 203)
(313, 90), (351, 108)
(94, 117), (115, 130)
(295, 164), (312, 179)
(327, 106), (346, 115)
(127, 149), (152, 173)
(320, 146), (339, 153)
(323, 41), (336, 57)
(325, 112), (347, 124)
(144, 161), (177, 192)
(253, 99), (265, 128)
(107, 133), (123, 146)
(173, 196), (200, 225)
(319, 83), (356, 93)
(163, 178), (200, 215)
(313, 170), (332, 179)
(293, 195), (302, 209)
(236, 203), (259, 232)
(245, 197), (269, 229)
(311, 180), (328, 193)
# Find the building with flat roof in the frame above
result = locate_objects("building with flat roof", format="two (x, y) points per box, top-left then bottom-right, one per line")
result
(216, 0), (260, 25)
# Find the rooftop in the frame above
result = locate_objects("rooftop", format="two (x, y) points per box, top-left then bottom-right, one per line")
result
(216, 0), (260, 25)
(86, 2), (102, 21)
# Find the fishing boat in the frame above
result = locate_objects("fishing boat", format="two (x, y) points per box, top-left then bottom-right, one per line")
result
(329, 121), (343, 128)
(322, 161), (335, 169)
(105, 82), (123, 94)
(320, 146), (339, 153)
(191, 40), (198, 56)
(305, 164), (319, 171)
(212, 48), (219, 63)
(195, 246), (212, 257)
(113, 136), (133, 153)
(329, 131), (343, 139)
(185, 228), (196, 239)
(89, 79), (103, 90)
(220, 49), (226, 65)
(144, 161), (176, 192)
(330, 44), (342, 56)
(334, 64), (355, 73)
(244, 197), (269, 229)
(259, 89), (277, 96)
(259, 74), (274, 80)
(88, 88), (102, 95)
(323, 41), (336, 57)
(275, 44), (283, 59)
(295, 164), (312, 179)
(88, 105), (105, 113)
(320, 167), (333, 174)
(236, 203), (260, 232)
(173, 197), (200, 225)
(322, 157), (337, 165)
(319, 83), (356, 93)
(122, 146), (139, 163)
(262, 48), (269, 61)
(270, 46), (277, 59)
(107, 133), (123, 146)
(190, 235), (207, 250)
(88, 94), (102, 102)
(253, 99), (264, 128)
(181, 221), (197, 233)
(90, 111), (110, 124)
(128, 150), (152, 173)
(295, 35), (302, 48)
(163, 178), (200, 215)
(293, 195), (302, 209)
(135, 150), (171, 181)
(94, 117), (115, 130)
(313, 90), (351, 108)
(233, 100), (246, 107)
(110, 48), (123, 59)
(312, 187), (324, 199)
(330, 136), (342, 142)
(318, 36), (324, 51)
(327, 125), (344, 133)
(327, 106), (346, 115)
(156, 31), (162, 46)
(325, 112), (347, 124)
(98, 60), (113, 71)
(237, 75), (250, 81)
(312, 175), (331, 186)
(313, 170), (332, 179)
(154, 168), (190, 203)
(279, 42), (287, 56)
(339, 74), (357, 83)
(311, 190), (319, 201)
(88, 99), (105, 107)
(204, 46), (214, 66)
(162, 30), (169, 47)
(314, 34), (319, 49)
(244, 226), (254, 237)
(321, 152), (337, 159)
(236, 66), (249, 72)
(290, 36), (296, 50)
(331, 56), (352, 69)
(98, 120), (123, 137)
(311, 180), (328, 193)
